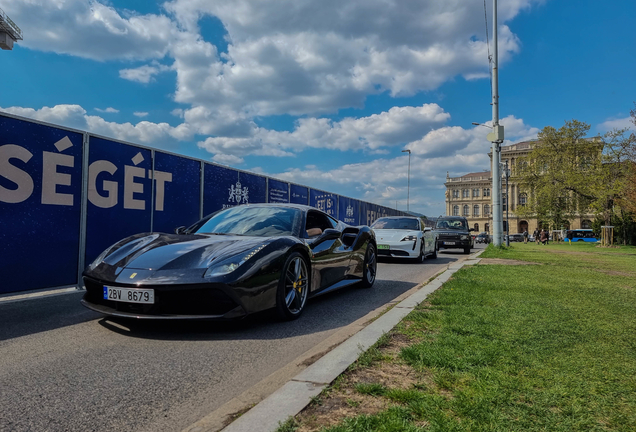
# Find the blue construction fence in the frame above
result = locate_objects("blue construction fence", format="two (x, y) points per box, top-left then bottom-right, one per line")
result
(0, 112), (407, 295)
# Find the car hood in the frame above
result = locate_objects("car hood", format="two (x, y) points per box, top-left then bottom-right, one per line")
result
(97, 232), (269, 271)
(373, 229), (419, 242)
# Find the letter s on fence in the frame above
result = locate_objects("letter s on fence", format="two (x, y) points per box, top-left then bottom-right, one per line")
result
(88, 160), (118, 208)
(0, 144), (34, 204)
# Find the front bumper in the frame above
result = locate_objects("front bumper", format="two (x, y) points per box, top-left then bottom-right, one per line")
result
(437, 238), (472, 249)
(376, 240), (419, 258)
(81, 276), (247, 319)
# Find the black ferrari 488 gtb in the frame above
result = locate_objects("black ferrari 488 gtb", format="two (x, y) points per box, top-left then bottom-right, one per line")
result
(81, 204), (377, 320)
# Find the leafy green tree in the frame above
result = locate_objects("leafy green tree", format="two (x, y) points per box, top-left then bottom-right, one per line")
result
(515, 118), (635, 240)
(515, 120), (599, 229)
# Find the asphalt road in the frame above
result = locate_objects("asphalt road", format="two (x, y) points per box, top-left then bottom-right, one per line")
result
(0, 248), (480, 432)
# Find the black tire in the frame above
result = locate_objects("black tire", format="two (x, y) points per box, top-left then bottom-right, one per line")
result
(430, 243), (438, 259)
(359, 243), (377, 288)
(415, 241), (425, 263)
(275, 252), (309, 320)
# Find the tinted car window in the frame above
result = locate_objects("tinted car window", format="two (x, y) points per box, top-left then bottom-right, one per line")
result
(435, 219), (468, 230)
(371, 218), (419, 230)
(194, 206), (302, 237)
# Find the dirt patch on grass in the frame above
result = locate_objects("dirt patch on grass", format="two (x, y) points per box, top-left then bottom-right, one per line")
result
(295, 388), (391, 432)
(542, 249), (595, 256)
(294, 333), (422, 432)
(595, 269), (636, 278)
(479, 258), (541, 265)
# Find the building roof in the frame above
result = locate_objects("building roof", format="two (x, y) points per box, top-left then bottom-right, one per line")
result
(460, 171), (491, 178)
(501, 140), (537, 148)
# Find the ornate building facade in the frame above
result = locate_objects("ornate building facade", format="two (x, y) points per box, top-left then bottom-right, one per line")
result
(444, 140), (594, 234)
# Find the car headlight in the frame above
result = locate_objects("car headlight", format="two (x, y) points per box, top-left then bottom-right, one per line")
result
(401, 235), (418, 241)
(204, 244), (267, 278)
(460, 235), (469, 240)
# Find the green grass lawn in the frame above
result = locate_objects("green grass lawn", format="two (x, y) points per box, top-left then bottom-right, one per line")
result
(288, 243), (636, 432)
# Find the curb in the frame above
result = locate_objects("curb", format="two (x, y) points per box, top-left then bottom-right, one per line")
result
(217, 250), (484, 432)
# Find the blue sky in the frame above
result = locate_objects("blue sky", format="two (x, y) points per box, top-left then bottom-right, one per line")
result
(1, 0), (634, 217)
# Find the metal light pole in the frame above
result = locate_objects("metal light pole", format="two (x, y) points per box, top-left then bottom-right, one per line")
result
(504, 160), (510, 246)
(487, 0), (504, 246)
(402, 149), (411, 212)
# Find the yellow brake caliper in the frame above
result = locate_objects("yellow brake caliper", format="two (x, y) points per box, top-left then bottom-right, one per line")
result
(296, 274), (302, 293)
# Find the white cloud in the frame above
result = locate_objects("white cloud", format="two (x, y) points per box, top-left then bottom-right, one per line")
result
(2, 0), (541, 135)
(598, 116), (635, 132)
(120, 62), (172, 83)
(0, 0), (179, 61)
(1, 104), (192, 149)
(262, 115), (538, 216)
(0, 104), (88, 130)
(95, 107), (119, 113)
(196, 103), (451, 160)
(133, 112), (149, 117)
(161, 0), (530, 118)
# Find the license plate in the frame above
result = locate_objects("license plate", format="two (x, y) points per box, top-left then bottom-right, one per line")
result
(103, 286), (155, 304)
(444, 241), (456, 245)
(377, 244), (390, 250)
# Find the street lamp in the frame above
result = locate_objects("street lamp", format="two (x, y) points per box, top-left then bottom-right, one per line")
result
(474, 0), (505, 246)
(401, 149), (411, 212)
(503, 160), (510, 246)
(0, 7), (23, 50)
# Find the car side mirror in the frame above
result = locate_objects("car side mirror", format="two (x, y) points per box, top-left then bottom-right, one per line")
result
(469, 228), (475, 232)
(174, 226), (187, 235)
(321, 228), (342, 241)
(424, 227), (432, 232)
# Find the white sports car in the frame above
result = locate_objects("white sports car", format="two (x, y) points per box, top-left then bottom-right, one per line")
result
(371, 216), (438, 262)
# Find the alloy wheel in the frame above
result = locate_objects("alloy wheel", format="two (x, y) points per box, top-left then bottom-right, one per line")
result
(284, 255), (308, 314)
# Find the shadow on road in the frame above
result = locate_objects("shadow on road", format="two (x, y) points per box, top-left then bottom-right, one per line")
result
(1, 277), (424, 343)
(95, 279), (420, 341)
(1, 250), (469, 343)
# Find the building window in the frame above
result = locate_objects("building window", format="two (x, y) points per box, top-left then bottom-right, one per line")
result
(483, 188), (490, 197)
(472, 188), (480, 197)
(463, 205), (469, 216)
(453, 205), (459, 216)
(485, 223), (490, 233)
(484, 204), (490, 216)
(502, 194), (507, 212)
(581, 219), (592, 229)
(452, 189), (459, 198)
(474, 223), (479, 232)
(462, 189), (469, 198)
(473, 205), (480, 217)
(518, 193), (527, 206)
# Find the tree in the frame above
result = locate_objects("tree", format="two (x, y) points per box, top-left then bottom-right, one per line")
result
(515, 118), (636, 240)
(515, 120), (600, 229)
(617, 103), (636, 215)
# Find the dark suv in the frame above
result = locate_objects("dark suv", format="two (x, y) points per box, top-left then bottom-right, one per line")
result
(475, 232), (491, 244)
(433, 216), (474, 254)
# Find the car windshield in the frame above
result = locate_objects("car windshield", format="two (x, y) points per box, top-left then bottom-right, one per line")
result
(371, 218), (419, 230)
(435, 219), (468, 230)
(193, 206), (302, 237)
